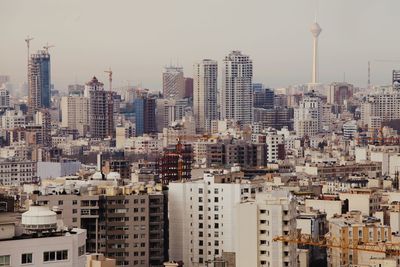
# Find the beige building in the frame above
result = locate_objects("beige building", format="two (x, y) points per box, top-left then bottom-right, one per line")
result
(86, 254), (116, 267)
(61, 95), (89, 136)
(327, 211), (391, 267)
(339, 188), (382, 216)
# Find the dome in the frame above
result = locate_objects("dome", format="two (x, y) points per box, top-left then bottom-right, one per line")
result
(22, 206), (57, 232)
(92, 171), (103, 180)
(107, 172), (121, 180)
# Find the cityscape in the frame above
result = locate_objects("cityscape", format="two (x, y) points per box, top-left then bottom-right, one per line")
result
(1, 1), (400, 267)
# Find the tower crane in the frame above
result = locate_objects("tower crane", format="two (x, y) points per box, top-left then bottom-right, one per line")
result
(43, 43), (55, 53)
(273, 232), (400, 256)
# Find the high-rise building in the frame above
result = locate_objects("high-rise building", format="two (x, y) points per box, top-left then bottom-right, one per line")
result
(328, 82), (353, 106)
(169, 169), (264, 266)
(236, 190), (298, 267)
(68, 84), (85, 96)
(253, 84), (274, 109)
(294, 92), (322, 137)
(310, 21), (322, 84)
(135, 96), (156, 136)
(0, 87), (10, 109)
(193, 59), (218, 133)
(86, 77), (114, 139)
(61, 96), (90, 136)
(28, 50), (51, 113)
(184, 77), (194, 98)
(393, 69), (400, 90)
(221, 51), (253, 126)
(156, 98), (191, 132)
(163, 66), (185, 99)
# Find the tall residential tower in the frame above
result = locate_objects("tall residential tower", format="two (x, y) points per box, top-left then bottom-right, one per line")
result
(28, 50), (51, 112)
(221, 51), (253, 126)
(193, 59), (218, 133)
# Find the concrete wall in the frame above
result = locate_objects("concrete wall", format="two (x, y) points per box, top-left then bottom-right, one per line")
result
(37, 161), (81, 179)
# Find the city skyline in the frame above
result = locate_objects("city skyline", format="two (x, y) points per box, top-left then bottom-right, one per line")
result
(1, 0), (400, 91)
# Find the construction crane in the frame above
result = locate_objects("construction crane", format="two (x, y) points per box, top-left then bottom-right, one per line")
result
(104, 67), (113, 92)
(368, 59), (400, 89)
(43, 43), (55, 53)
(24, 36), (34, 62)
(273, 233), (400, 256)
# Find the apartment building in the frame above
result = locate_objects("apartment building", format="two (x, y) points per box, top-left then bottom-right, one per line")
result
(235, 190), (298, 267)
(35, 183), (168, 267)
(0, 159), (37, 185)
(168, 168), (264, 266)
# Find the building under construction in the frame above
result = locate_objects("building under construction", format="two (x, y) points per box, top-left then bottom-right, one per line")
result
(158, 142), (192, 185)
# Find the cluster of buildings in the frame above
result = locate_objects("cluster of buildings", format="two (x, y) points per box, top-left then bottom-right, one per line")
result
(2, 19), (400, 267)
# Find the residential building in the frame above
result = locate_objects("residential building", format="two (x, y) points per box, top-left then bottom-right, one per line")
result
(193, 59), (218, 133)
(0, 159), (37, 185)
(235, 190), (298, 267)
(253, 107), (293, 130)
(328, 82), (353, 106)
(294, 92), (322, 137)
(253, 84), (274, 109)
(0, 87), (10, 109)
(221, 51), (253, 126)
(169, 169), (264, 266)
(1, 109), (26, 129)
(158, 142), (192, 185)
(61, 96), (90, 136)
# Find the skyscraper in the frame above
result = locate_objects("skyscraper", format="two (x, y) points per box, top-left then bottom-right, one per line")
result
(193, 59), (218, 133)
(163, 66), (185, 99)
(28, 50), (51, 113)
(294, 92), (322, 137)
(221, 51), (253, 126)
(86, 77), (114, 139)
(135, 95), (156, 136)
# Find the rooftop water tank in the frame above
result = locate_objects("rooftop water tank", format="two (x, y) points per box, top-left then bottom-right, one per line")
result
(21, 205), (57, 232)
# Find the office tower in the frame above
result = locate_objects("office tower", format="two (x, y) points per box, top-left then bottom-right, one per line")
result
(393, 70), (400, 90)
(169, 169), (264, 266)
(158, 142), (192, 185)
(61, 96), (90, 136)
(184, 77), (194, 98)
(236, 190), (298, 267)
(86, 77), (114, 139)
(294, 92), (322, 137)
(328, 82), (354, 106)
(28, 50), (51, 112)
(193, 59), (218, 133)
(0, 87), (10, 109)
(360, 87), (400, 130)
(156, 98), (191, 132)
(253, 107), (294, 130)
(135, 96), (156, 136)
(310, 21), (322, 84)
(253, 84), (275, 109)
(36, 183), (168, 267)
(221, 51), (253, 126)
(163, 66), (185, 99)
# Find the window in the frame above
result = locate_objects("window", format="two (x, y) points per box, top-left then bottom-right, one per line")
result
(58, 200), (63, 205)
(73, 209), (77, 214)
(78, 245), (85, 256)
(44, 250), (68, 262)
(0, 255), (10, 266)
(22, 253), (33, 264)
(72, 200), (77, 205)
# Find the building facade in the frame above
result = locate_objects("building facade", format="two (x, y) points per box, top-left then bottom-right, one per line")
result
(163, 66), (185, 100)
(28, 50), (51, 113)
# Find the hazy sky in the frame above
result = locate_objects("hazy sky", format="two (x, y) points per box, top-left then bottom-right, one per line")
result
(1, 0), (399, 91)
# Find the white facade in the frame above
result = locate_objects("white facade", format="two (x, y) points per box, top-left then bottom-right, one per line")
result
(343, 120), (358, 139)
(37, 161), (81, 179)
(221, 51), (253, 126)
(0, 160), (37, 185)
(235, 190), (298, 267)
(193, 59), (218, 133)
(294, 93), (322, 137)
(163, 66), (185, 99)
(169, 169), (262, 266)
(61, 96), (90, 136)
(1, 109), (26, 129)
(0, 228), (86, 267)
(0, 87), (10, 108)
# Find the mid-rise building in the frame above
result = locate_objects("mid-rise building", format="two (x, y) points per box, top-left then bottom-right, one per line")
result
(0, 87), (10, 109)
(0, 159), (37, 185)
(294, 92), (322, 137)
(193, 59), (218, 133)
(253, 84), (274, 109)
(236, 190), (298, 267)
(221, 51), (253, 126)
(28, 50), (51, 113)
(61, 96), (90, 136)
(163, 66), (185, 99)
(135, 96), (156, 136)
(328, 82), (353, 106)
(253, 107), (293, 130)
(1, 109), (26, 129)
(158, 142), (192, 185)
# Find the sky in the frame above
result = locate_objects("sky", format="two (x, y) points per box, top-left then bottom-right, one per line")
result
(1, 0), (400, 91)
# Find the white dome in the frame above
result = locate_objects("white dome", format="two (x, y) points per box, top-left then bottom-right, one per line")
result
(92, 171), (103, 180)
(22, 206), (57, 231)
(107, 172), (121, 180)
